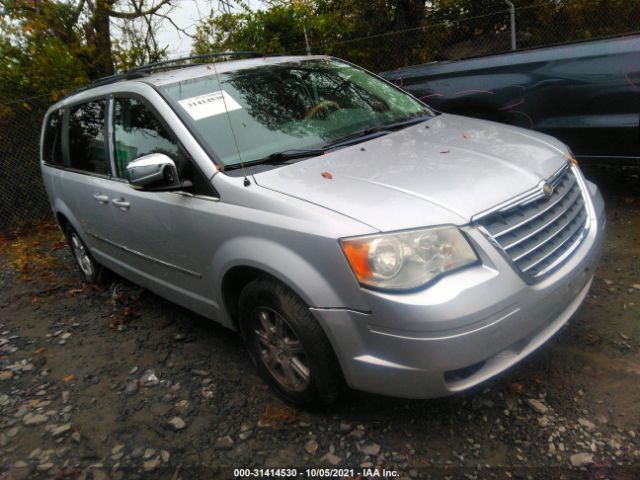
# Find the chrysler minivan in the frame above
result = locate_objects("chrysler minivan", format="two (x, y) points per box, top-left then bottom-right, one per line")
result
(40, 55), (605, 405)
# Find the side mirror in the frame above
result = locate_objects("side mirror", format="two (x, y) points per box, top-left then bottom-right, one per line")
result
(126, 153), (181, 190)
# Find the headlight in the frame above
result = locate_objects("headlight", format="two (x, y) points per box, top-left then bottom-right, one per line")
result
(340, 226), (478, 290)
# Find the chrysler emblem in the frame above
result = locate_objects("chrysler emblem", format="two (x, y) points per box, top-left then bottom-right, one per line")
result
(542, 182), (555, 198)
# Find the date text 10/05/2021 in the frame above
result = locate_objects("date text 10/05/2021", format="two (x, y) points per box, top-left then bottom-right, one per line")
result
(233, 467), (401, 478)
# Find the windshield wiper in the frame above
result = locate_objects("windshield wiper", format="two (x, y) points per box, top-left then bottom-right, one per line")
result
(324, 114), (433, 149)
(224, 114), (433, 170)
(224, 148), (325, 171)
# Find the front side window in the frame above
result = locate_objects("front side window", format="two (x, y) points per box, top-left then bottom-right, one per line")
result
(42, 109), (64, 165)
(160, 58), (431, 167)
(113, 97), (182, 179)
(68, 100), (109, 174)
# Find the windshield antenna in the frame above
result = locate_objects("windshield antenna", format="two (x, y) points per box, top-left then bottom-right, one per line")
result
(210, 60), (250, 186)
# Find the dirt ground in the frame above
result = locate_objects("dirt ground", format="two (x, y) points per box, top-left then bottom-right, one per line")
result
(0, 165), (639, 480)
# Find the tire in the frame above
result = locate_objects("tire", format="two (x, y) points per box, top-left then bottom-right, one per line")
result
(238, 277), (344, 407)
(64, 224), (101, 283)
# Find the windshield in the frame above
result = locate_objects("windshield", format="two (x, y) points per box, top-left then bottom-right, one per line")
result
(160, 58), (432, 167)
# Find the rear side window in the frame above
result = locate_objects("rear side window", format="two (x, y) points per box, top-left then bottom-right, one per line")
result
(68, 100), (109, 175)
(113, 97), (180, 179)
(42, 110), (64, 165)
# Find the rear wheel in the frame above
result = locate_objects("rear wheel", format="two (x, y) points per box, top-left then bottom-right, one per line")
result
(64, 224), (100, 283)
(238, 277), (344, 407)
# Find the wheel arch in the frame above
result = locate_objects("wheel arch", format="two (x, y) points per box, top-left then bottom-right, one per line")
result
(214, 237), (358, 330)
(55, 211), (70, 231)
(221, 265), (271, 331)
(52, 199), (86, 241)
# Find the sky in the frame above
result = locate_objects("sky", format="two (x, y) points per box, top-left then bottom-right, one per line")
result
(152, 0), (264, 58)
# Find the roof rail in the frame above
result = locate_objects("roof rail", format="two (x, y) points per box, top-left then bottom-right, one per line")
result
(66, 51), (265, 99)
(127, 51), (264, 73)
(88, 70), (149, 88)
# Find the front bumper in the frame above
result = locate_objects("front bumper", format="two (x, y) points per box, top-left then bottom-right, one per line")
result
(312, 179), (606, 399)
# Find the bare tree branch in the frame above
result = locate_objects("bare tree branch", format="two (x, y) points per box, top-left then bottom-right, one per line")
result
(143, 13), (162, 59)
(99, 0), (172, 19)
(154, 12), (196, 39)
(70, 0), (87, 23)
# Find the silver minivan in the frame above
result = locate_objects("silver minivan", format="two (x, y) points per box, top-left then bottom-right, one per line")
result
(40, 56), (606, 406)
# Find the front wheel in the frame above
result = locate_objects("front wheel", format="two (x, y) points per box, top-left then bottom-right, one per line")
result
(238, 278), (344, 407)
(64, 224), (100, 283)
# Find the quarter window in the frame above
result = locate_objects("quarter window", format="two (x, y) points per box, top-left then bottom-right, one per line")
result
(68, 100), (109, 174)
(113, 97), (181, 179)
(42, 110), (64, 165)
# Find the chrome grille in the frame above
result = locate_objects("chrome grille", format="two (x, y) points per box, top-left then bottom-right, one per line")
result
(476, 164), (589, 280)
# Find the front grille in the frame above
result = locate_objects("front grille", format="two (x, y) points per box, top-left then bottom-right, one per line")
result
(476, 164), (589, 280)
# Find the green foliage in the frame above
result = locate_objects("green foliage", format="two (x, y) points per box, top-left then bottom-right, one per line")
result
(192, 0), (410, 69)
(193, 1), (319, 54)
(0, 1), (89, 117)
(112, 30), (168, 72)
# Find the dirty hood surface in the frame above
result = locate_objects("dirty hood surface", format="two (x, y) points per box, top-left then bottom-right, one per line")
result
(253, 114), (570, 232)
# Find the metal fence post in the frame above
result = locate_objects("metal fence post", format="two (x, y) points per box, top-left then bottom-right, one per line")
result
(504, 0), (516, 50)
(303, 26), (311, 55)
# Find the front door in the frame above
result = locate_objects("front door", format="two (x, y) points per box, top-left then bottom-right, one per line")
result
(103, 95), (219, 317)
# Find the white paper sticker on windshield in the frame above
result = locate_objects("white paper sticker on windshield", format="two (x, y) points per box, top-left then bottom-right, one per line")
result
(178, 91), (241, 120)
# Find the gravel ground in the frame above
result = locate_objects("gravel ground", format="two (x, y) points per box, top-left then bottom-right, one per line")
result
(0, 165), (639, 480)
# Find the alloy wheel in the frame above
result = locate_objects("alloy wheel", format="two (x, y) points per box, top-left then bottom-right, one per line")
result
(70, 232), (94, 278)
(251, 306), (311, 392)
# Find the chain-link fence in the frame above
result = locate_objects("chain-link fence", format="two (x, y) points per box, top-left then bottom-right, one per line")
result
(296, 1), (640, 73)
(1, 1), (639, 235)
(0, 96), (53, 236)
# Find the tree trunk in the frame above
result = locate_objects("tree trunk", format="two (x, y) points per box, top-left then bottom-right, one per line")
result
(88, 0), (115, 77)
(393, 0), (424, 67)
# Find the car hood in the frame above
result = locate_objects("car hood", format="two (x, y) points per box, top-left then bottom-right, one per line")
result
(252, 114), (570, 232)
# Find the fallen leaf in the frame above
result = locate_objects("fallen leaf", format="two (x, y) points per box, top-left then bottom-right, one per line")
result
(51, 242), (66, 251)
(259, 403), (298, 427)
(587, 334), (601, 345)
(62, 374), (75, 383)
(510, 382), (525, 395)
(35, 347), (47, 354)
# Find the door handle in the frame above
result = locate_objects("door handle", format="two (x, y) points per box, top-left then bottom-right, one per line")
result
(111, 198), (130, 210)
(93, 192), (109, 204)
